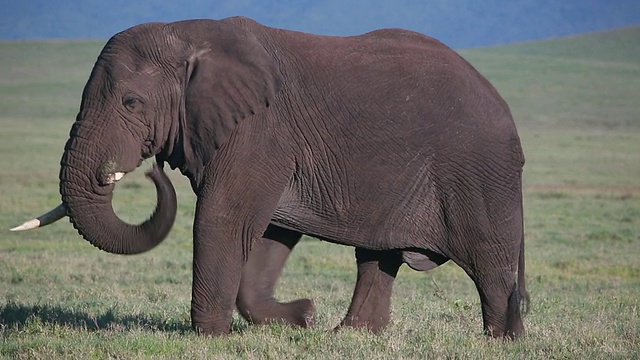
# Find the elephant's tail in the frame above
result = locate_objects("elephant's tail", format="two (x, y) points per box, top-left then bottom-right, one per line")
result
(516, 228), (530, 316)
(505, 223), (530, 339)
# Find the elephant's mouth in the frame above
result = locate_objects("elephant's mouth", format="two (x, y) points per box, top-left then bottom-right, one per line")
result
(97, 157), (141, 186)
(103, 171), (126, 185)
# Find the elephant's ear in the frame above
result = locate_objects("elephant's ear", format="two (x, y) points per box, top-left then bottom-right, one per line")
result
(183, 25), (282, 149)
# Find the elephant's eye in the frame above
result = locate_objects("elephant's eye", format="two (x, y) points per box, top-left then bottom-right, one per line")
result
(123, 95), (143, 113)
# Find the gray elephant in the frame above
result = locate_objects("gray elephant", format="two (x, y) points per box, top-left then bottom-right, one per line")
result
(13, 16), (529, 338)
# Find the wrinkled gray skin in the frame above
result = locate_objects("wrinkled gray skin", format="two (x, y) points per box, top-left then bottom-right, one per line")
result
(53, 17), (528, 338)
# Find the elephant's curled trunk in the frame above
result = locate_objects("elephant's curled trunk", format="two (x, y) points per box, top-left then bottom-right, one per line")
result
(61, 162), (177, 255)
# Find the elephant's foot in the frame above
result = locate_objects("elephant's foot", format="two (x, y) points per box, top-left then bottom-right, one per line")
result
(336, 248), (402, 334)
(193, 324), (231, 337)
(336, 311), (389, 334)
(281, 298), (316, 327)
(240, 297), (316, 328)
(191, 307), (233, 337)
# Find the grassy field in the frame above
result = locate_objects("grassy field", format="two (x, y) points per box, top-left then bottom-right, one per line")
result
(1, 27), (639, 359)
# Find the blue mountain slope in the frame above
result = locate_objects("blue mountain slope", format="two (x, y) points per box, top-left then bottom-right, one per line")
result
(478, 26), (640, 64)
(2, 0), (640, 48)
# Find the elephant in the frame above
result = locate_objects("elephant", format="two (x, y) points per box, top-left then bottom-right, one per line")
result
(12, 16), (529, 339)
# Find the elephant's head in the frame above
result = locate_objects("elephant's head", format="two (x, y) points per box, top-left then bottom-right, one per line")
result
(12, 18), (282, 254)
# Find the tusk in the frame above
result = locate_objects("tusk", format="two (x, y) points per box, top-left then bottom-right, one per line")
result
(113, 172), (125, 181)
(10, 203), (67, 231)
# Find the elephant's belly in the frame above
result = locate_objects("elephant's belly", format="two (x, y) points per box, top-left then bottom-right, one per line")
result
(271, 161), (446, 249)
(271, 197), (444, 251)
(270, 204), (365, 247)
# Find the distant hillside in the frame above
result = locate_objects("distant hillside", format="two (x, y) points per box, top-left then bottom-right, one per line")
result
(462, 26), (640, 132)
(476, 26), (640, 63)
(2, 0), (640, 48)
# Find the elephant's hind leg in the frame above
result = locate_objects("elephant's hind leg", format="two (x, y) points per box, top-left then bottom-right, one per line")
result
(337, 248), (402, 334)
(472, 269), (523, 339)
(236, 224), (315, 328)
(454, 237), (523, 338)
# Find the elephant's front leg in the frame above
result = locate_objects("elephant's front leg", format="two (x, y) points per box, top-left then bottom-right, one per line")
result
(236, 224), (315, 327)
(190, 195), (280, 335)
(190, 213), (244, 335)
(188, 152), (294, 335)
(337, 248), (403, 334)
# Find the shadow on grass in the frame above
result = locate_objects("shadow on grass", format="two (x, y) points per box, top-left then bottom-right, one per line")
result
(0, 301), (200, 333)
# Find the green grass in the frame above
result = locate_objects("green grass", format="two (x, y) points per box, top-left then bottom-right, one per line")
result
(1, 28), (639, 359)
